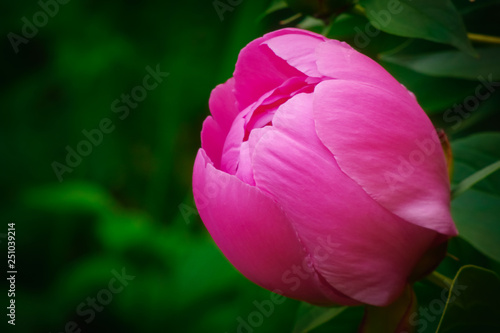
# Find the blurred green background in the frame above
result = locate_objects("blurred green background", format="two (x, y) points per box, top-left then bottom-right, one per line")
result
(2, 0), (500, 332)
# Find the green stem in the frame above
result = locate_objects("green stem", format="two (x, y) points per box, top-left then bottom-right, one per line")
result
(351, 4), (366, 16)
(280, 12), (303, 25)
(426, 271), (453, 290)
(468, 32), (500, 45)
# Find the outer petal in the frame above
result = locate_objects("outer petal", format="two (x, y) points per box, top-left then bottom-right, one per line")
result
(193, 149), (357, 305)
(252, 92), (438, 306)
(315, 40), (409, 96)
(204, 77), (239, 168)
(220, 116), (246, 175)
(313, 80), (457, 236)
(233, 28), (325, 110)
(235, 141), (255, 186)
(262, 33), (326, 77)
(208, 77), (239, 134)
(201, 116), (226, 169)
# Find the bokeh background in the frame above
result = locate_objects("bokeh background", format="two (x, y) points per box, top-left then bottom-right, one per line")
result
(2, 0), (500, 332)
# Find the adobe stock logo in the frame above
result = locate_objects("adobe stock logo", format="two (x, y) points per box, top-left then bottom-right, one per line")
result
(49, 268), (135, 333)
(213, 0), (243, 21)
(353, 0), (404, 49)
(7, 0), (71, 54)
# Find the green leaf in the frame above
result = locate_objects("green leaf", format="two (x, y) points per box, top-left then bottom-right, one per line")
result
(381, 47), (500, 80)
(436, 265), (500, 332)
(297, 15), (325, 31)
(259, 0), (288, 20)
(323, 13), (368, 39)
(451, 133), (500, 262)
(381, 62), (478, 115)
(452, 160), (500, 198)
(451, 190), (500, 262)
(452, 132), (500, 196)
(293, 303), (347, 333)
(359, 0), (475, 55)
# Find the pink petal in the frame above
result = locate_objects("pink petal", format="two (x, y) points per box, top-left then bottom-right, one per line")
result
(235, 127), (273, 186)
(234, 141), (255, 186)
(193, 149), (357, 305)
(262, 33), (326, 77)
(313, 80), (457, 236)
(233, 28), (325, 110)
(252, 92), (438, 306)
(316, 40), (409, 96)
(220, 116), (246, 175)
(220, 76), (317, 177)
(201, 116), (226, 169)
(208, 77), (239, 133)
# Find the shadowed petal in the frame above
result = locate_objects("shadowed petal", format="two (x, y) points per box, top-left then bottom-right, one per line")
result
(208, 77), (239, 133)
(201, 116), (226, 169)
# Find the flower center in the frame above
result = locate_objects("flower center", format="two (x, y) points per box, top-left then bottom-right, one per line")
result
(220, 77), (321, 184)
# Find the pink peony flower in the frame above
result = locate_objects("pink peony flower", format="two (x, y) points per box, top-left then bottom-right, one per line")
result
(192, 28), (457, 307)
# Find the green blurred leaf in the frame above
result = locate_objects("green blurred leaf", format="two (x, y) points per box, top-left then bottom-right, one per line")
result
(451, 133), (500, 262)
(297, 15), (325, 31)
(436, 265), (500, 332)
(24, 181), (115, 215)
(381, 47), (500, 80)
(359, 0), (475, 55)
(97, 210), (155, 251)
(173, 237), (243, 307)
(293, 303), (346, 333)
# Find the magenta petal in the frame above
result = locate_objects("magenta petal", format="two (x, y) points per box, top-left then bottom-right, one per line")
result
(220, 115), (246, 175)
(233, 28), (326, 110)
(208, 77), (239, 133)
(201, 116), (226, 169)
(315, 40), (408, 96)
(262, 33), (325, 77)
(252, 93), (438, 306)
(220, 76), (315, 176)
(193, 149), (357, 305)
(234, 141), (255, 186)
(313, 80), (457, 236)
